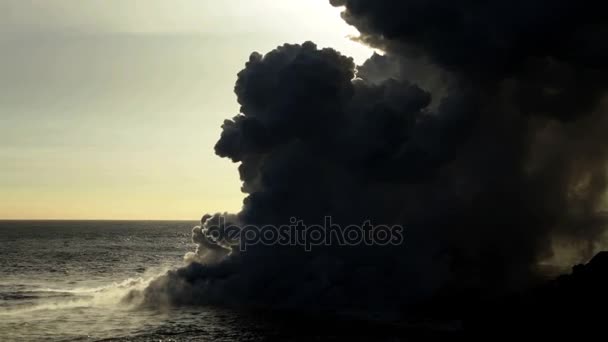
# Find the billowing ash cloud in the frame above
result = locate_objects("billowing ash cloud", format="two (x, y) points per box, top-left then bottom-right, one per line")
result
(136, 1), (608, 311)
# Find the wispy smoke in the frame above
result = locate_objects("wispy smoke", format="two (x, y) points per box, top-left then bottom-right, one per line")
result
(137, 1), (608, 311)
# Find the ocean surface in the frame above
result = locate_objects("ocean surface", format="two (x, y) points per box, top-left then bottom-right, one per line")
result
(0, 220), (451, 341)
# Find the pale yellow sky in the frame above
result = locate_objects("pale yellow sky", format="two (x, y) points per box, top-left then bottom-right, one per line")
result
(0, 0), (373, 219)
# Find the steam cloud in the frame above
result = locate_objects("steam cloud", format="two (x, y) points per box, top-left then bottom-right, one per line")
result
(138, 1), (608, 311)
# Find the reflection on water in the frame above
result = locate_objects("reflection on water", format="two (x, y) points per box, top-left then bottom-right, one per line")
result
(1, 275), (166, 340)
(0, 221), (449, 341)
(0, 221), (193, 341)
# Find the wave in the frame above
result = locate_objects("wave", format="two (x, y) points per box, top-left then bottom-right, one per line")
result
(0, 269), (169, 316)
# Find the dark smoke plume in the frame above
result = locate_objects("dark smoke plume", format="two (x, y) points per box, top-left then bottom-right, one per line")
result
(138, 1), (608, 312)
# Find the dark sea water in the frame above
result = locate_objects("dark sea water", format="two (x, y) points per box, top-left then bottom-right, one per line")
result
(0, 220), (451, 341)
(0, 220), (194, 341)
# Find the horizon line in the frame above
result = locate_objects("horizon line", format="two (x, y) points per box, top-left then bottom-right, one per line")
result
(0, 218), (199, 221)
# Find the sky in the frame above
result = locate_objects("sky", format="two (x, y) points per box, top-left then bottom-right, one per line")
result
(0, 0), (374, 220)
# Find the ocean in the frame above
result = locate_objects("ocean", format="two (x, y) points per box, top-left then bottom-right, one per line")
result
(0, 220), (451, 341)
(0, 220), (193, 341)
